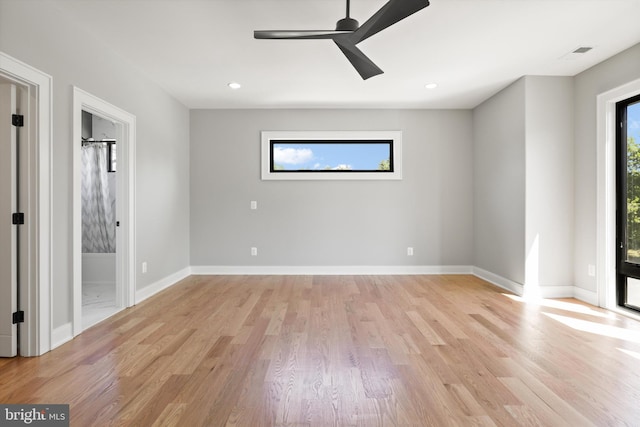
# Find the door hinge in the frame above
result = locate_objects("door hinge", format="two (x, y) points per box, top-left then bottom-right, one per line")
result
(12, 212), (24, 225)
(12, 114), (24, 127)
(12, 311), (24, 324)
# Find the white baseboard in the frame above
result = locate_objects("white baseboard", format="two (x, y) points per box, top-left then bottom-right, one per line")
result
(190, 265), (474, 275)
(135, 267), (192, 304)
(573, 286), (599, 305)
(473, 267), (599, 303)
(51, 322), (73, 350)
(537, 285), (576, 299)
(473, 267), (524, 295)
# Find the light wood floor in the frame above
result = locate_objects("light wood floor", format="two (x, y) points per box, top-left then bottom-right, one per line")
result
(2, 275), (640, 426)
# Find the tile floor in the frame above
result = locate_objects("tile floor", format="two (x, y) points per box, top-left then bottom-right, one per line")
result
(82, 282), (119, 329)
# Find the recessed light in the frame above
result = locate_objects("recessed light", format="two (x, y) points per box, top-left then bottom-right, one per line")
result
(228, 82), (242, 89)
(425, 83), (438, 89)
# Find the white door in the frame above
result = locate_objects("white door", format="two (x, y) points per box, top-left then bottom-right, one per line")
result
(0, 82), (18, 357)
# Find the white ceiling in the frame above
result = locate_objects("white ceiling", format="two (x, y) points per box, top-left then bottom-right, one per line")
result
(51, 0), (640, 109)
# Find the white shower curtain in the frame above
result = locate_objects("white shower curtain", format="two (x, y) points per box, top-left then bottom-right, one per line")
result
(82, 143), (115, 253)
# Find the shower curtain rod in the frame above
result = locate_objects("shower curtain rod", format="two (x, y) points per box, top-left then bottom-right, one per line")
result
(81, 139), (116, 145)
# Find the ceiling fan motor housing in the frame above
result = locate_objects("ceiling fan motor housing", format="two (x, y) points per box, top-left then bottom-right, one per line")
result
(336, 17), (359, 31)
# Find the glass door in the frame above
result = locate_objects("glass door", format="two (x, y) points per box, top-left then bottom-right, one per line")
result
(617, 93), (640, 312)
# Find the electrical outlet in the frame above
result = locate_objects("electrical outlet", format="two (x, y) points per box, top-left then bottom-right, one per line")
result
(250, 200), (257, 210)
(407, 247), (414, 256)
(588, 264), (596, 277)
(251, 247), (258, 256)
(142, 261), (147, 274)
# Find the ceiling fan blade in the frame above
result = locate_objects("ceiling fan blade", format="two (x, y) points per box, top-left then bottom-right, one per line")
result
(254, 30), (353, 40)
(333, 38), (383, 80)
(352, 0), (429, 44)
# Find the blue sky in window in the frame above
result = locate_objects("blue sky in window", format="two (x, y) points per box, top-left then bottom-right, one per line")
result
(273, 143), (391, 170)
(630, 101), (640, 142)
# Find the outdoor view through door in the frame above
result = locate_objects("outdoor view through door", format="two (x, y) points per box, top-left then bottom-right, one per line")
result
(616, 93), (640, 312)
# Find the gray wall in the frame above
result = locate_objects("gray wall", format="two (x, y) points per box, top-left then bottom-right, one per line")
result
(473, 76), (574, 290)
(574, 43), (640, 293)
(2, 0), (639, 331)
(473, 79), (526, 284)
(0, 0), (191, 328)
(190, 109), (474, 267)
(524, 76), (574, 289)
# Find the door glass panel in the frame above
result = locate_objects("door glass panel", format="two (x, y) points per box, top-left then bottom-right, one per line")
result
(625, 100), (640, 263)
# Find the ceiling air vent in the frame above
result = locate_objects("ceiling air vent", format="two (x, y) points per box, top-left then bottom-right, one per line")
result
(573, 47), (593, 54)
(560, 46), (594, 60)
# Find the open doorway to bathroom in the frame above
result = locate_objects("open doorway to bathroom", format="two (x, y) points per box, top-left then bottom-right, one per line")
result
(81, 111), (119, 327)
(73, 87), (136, 337)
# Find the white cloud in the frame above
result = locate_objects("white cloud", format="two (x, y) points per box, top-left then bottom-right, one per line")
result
(273, 147), (313, 165)
(333, 164), (352, 170)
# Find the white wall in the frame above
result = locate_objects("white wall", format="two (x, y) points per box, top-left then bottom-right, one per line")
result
(190, 109), (474, 268)
(82, 253), (115, 286)
(574, 43), (640, 294)
(0, 1), (191, 329)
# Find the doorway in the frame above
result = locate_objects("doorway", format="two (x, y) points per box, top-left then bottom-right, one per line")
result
(80, 111), (119, 327)
(616, 93), (640, 313)
(72, 87), (136, 336)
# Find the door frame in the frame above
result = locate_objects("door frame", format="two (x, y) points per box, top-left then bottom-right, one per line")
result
(597, 77), (640, 320)
(0, 80), (19, 357)
(615, 93), (640, 312)
(0, 52), (53, 356)
(72, 87), (136, 336)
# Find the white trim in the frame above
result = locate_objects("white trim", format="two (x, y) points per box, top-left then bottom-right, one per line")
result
(191, 265), (473, 275)
(536, 286), (575, 299)
(473, 267), (524, 295)
(135, 267), (192, 304)
(474, 267), (593, 301)
(51, 322), (73, 350)
(261, 130), (402, 180)
(72, 87), (136, 336)
(0, 52), (53, 356)
(608, 306), (640, 323)
(573, 286), (599, 306)
(596, 78), (640, 311)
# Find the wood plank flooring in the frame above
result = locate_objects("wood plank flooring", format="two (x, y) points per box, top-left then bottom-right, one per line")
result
(2, 274), (640, 426)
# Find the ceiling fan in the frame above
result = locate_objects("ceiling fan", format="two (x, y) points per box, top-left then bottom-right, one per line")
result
(254, 0), (430, 80)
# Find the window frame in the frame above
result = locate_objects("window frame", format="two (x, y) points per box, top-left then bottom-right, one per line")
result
(261, 130), (402, 180)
